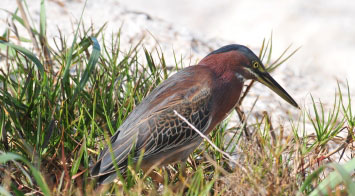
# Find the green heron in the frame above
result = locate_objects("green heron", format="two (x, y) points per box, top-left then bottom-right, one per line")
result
(91, 44), (299, 184)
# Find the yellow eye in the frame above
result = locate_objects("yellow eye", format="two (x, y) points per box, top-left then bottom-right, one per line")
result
(253, 62), (259, 69)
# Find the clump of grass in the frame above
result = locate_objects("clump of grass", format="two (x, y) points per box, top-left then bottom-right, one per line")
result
(0, 1), (354, 196)
(216, 129), (299, 195)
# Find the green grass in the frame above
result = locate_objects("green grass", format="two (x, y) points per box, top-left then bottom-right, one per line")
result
(0, 1), (354, 195)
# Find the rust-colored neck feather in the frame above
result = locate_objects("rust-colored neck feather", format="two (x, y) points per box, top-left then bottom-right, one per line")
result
(197, 51), (248, 134)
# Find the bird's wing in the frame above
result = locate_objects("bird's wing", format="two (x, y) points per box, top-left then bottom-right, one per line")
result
(135, 86), (212, 159)
(91, 66), (214, 179)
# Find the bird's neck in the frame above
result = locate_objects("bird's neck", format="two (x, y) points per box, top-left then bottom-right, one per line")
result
(199, 54), (240, 81)
(208, 77), (244, 133)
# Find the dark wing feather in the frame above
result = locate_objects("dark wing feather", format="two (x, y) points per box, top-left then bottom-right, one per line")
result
(91, 66), (214, 183)
(136, 87), (212, 158)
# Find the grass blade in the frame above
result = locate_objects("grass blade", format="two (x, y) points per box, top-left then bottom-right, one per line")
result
(308, 158), (355, 196)
(0, 40), (45, 77)
(71, 37), (101, 104)
(0, 152), (51, 196)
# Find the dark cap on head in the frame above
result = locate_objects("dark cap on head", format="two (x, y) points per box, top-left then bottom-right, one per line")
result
(208, 44), (260, 63)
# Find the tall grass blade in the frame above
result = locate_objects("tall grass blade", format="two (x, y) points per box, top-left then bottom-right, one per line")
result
(62, 0), (87, 93)
(71, 37), (101, 104)
(39, 0), (46, 37)
(308, 158), (355, 196)
(0, 40), (45, 77)
(0, 152), (51, 196)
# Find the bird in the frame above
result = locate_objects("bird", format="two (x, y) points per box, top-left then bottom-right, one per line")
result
(91, 44), (299, 184)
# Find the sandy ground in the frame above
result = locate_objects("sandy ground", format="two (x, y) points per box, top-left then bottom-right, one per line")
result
(1, 0), (354, 134)
(120, 0), (355, 104)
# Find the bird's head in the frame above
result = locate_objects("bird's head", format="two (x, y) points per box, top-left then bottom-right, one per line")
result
(199, 44), (299, 108)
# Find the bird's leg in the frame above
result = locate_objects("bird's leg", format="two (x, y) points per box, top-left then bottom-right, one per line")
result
(235, 105), (251, 140)
(169, 161), (190, 193)
(177, 159), (190, 189)
(178, 161), (187, 180)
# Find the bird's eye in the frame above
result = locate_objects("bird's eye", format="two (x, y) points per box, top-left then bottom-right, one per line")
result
(253, 62), (259, 69)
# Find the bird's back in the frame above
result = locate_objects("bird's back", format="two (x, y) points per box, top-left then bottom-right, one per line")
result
(91, 65), (216, 184)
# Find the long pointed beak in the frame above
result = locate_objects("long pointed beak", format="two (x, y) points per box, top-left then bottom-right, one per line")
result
(257, 72), (300, 109)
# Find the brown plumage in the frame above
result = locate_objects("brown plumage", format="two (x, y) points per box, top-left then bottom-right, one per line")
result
(91, 44), (299, 184)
